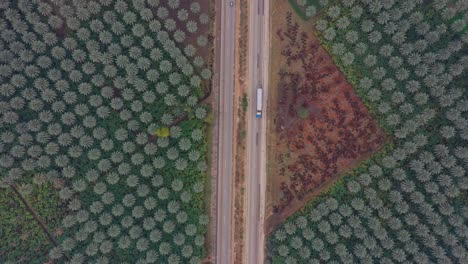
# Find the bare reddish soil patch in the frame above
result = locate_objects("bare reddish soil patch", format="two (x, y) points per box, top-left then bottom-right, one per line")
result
(267, 11), (387, 228)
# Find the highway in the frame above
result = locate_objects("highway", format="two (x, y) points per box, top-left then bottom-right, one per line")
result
(215, 0), (236, 264)
(245, 0), (270, 263)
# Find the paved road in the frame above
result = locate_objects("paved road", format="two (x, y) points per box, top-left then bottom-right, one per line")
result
(245, 0), (270, 263)
(215, 1), (236, 264)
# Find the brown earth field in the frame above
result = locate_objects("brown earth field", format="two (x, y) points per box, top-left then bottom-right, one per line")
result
(266, 0), (387, 231)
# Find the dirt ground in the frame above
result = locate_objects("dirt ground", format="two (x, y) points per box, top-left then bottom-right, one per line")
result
(232, 1), (249, 263)
(266, 0), (387, 231)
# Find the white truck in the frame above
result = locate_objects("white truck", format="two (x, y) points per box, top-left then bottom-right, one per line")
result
(256, 85), (263, 119)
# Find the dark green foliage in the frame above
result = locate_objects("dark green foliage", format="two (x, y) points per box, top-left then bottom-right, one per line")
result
(0, 182), (64, 264)
(241, 92), (248, 112)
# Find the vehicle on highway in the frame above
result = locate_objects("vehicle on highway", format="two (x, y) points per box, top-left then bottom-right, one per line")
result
(256, 84), (263, 119)
(230, 1), (233, 6)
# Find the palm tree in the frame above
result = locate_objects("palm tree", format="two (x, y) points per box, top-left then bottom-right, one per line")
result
(281, 221), (296, 236)
(35, 1), (53, 16)
(142, 90), (156, 103)
(305, 5), (317, 18)
(138, 8), (153, 21)
(123, 11), (137, 25)
(118, 235), (131, 249)
(31, 20), (48, 36)
(173, 29), (186, 43)
(154, 208), (167, 222)
(153, 156), (166, 169)
(74, 209), (89, 223)
(187, 129), (203, 143)
(198, 214), (210, 227)
(168, 254), (181, 264)
(369, 30), (382, 44)
(291, 236), (303, 250)
(144, 197), (157, 210)
(193, 56), (205, 68)
(148, 229), (162, 245)
(132, 205), (145, 219)
(49, 246), (64, 260)
(168, 73), (181, 85)
(180, 190), (192, 203)
(277, 245), (289, 257)
(98, 159), (112, 172)
(392, 31), (406, 45)
(164, 18), (177, 32)
(168, 200), (180, 214)
(158, 187), (170, 200)
(323, 28), (336, 41)
(156, 6), (169, 19)
(331, 43), (345, 56)
(132, 24), (146, 37)
(342, 52), (355, 65)
(99, 212), (113, 226)
(85, 241), (98, 256)
(193, 235), (204, 248)
(61, 237), (77, 252)
(177, 138), (191, 151)
(121, 215), (134, 230)
(188, 150), (200, 161)
(160, 113), (173, 125)
(101, 191), (115, 205)
(139, 111), (153, 124)
(174, 232), (186, 246)
(107, 224), (121, 238)
(175, 210), (188, 223)
(72, 179), (87, 192)
(135, 238), (149, 252)
(190, 2), (201, 13)
(151, 175), (164, 187)
(137, 184), (149, 197)
(163, 220), (176, 234)
(184, 224), (197, 237)
(75, 227), (89, 243)
(175, 158), (188, 170)
(327, 5), (341, 19)
(160, 60), (173, 73)
(90, 200), (104, 214)
(186, 20), (198, 33)
(107, 204), (125, 217)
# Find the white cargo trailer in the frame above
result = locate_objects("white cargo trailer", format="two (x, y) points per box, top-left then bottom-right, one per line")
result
(256, 85), (262, 119)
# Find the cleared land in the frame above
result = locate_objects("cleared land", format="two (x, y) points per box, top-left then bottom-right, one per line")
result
(267, 0), (386, 229)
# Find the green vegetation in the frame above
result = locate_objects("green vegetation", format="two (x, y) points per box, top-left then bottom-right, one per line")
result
(297, 107), (310, 119)
(268, 0), (468, 263)
(0, 0), (212, 263)
(289, 0), (331, 20)
(155, 127), (170, 138)
(0, 178), (64, 264)
(241, 92), (248, 112)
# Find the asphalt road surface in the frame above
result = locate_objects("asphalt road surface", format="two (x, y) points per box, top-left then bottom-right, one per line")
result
(215, 1), (236, 263)
(245, 0), (270, 263)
